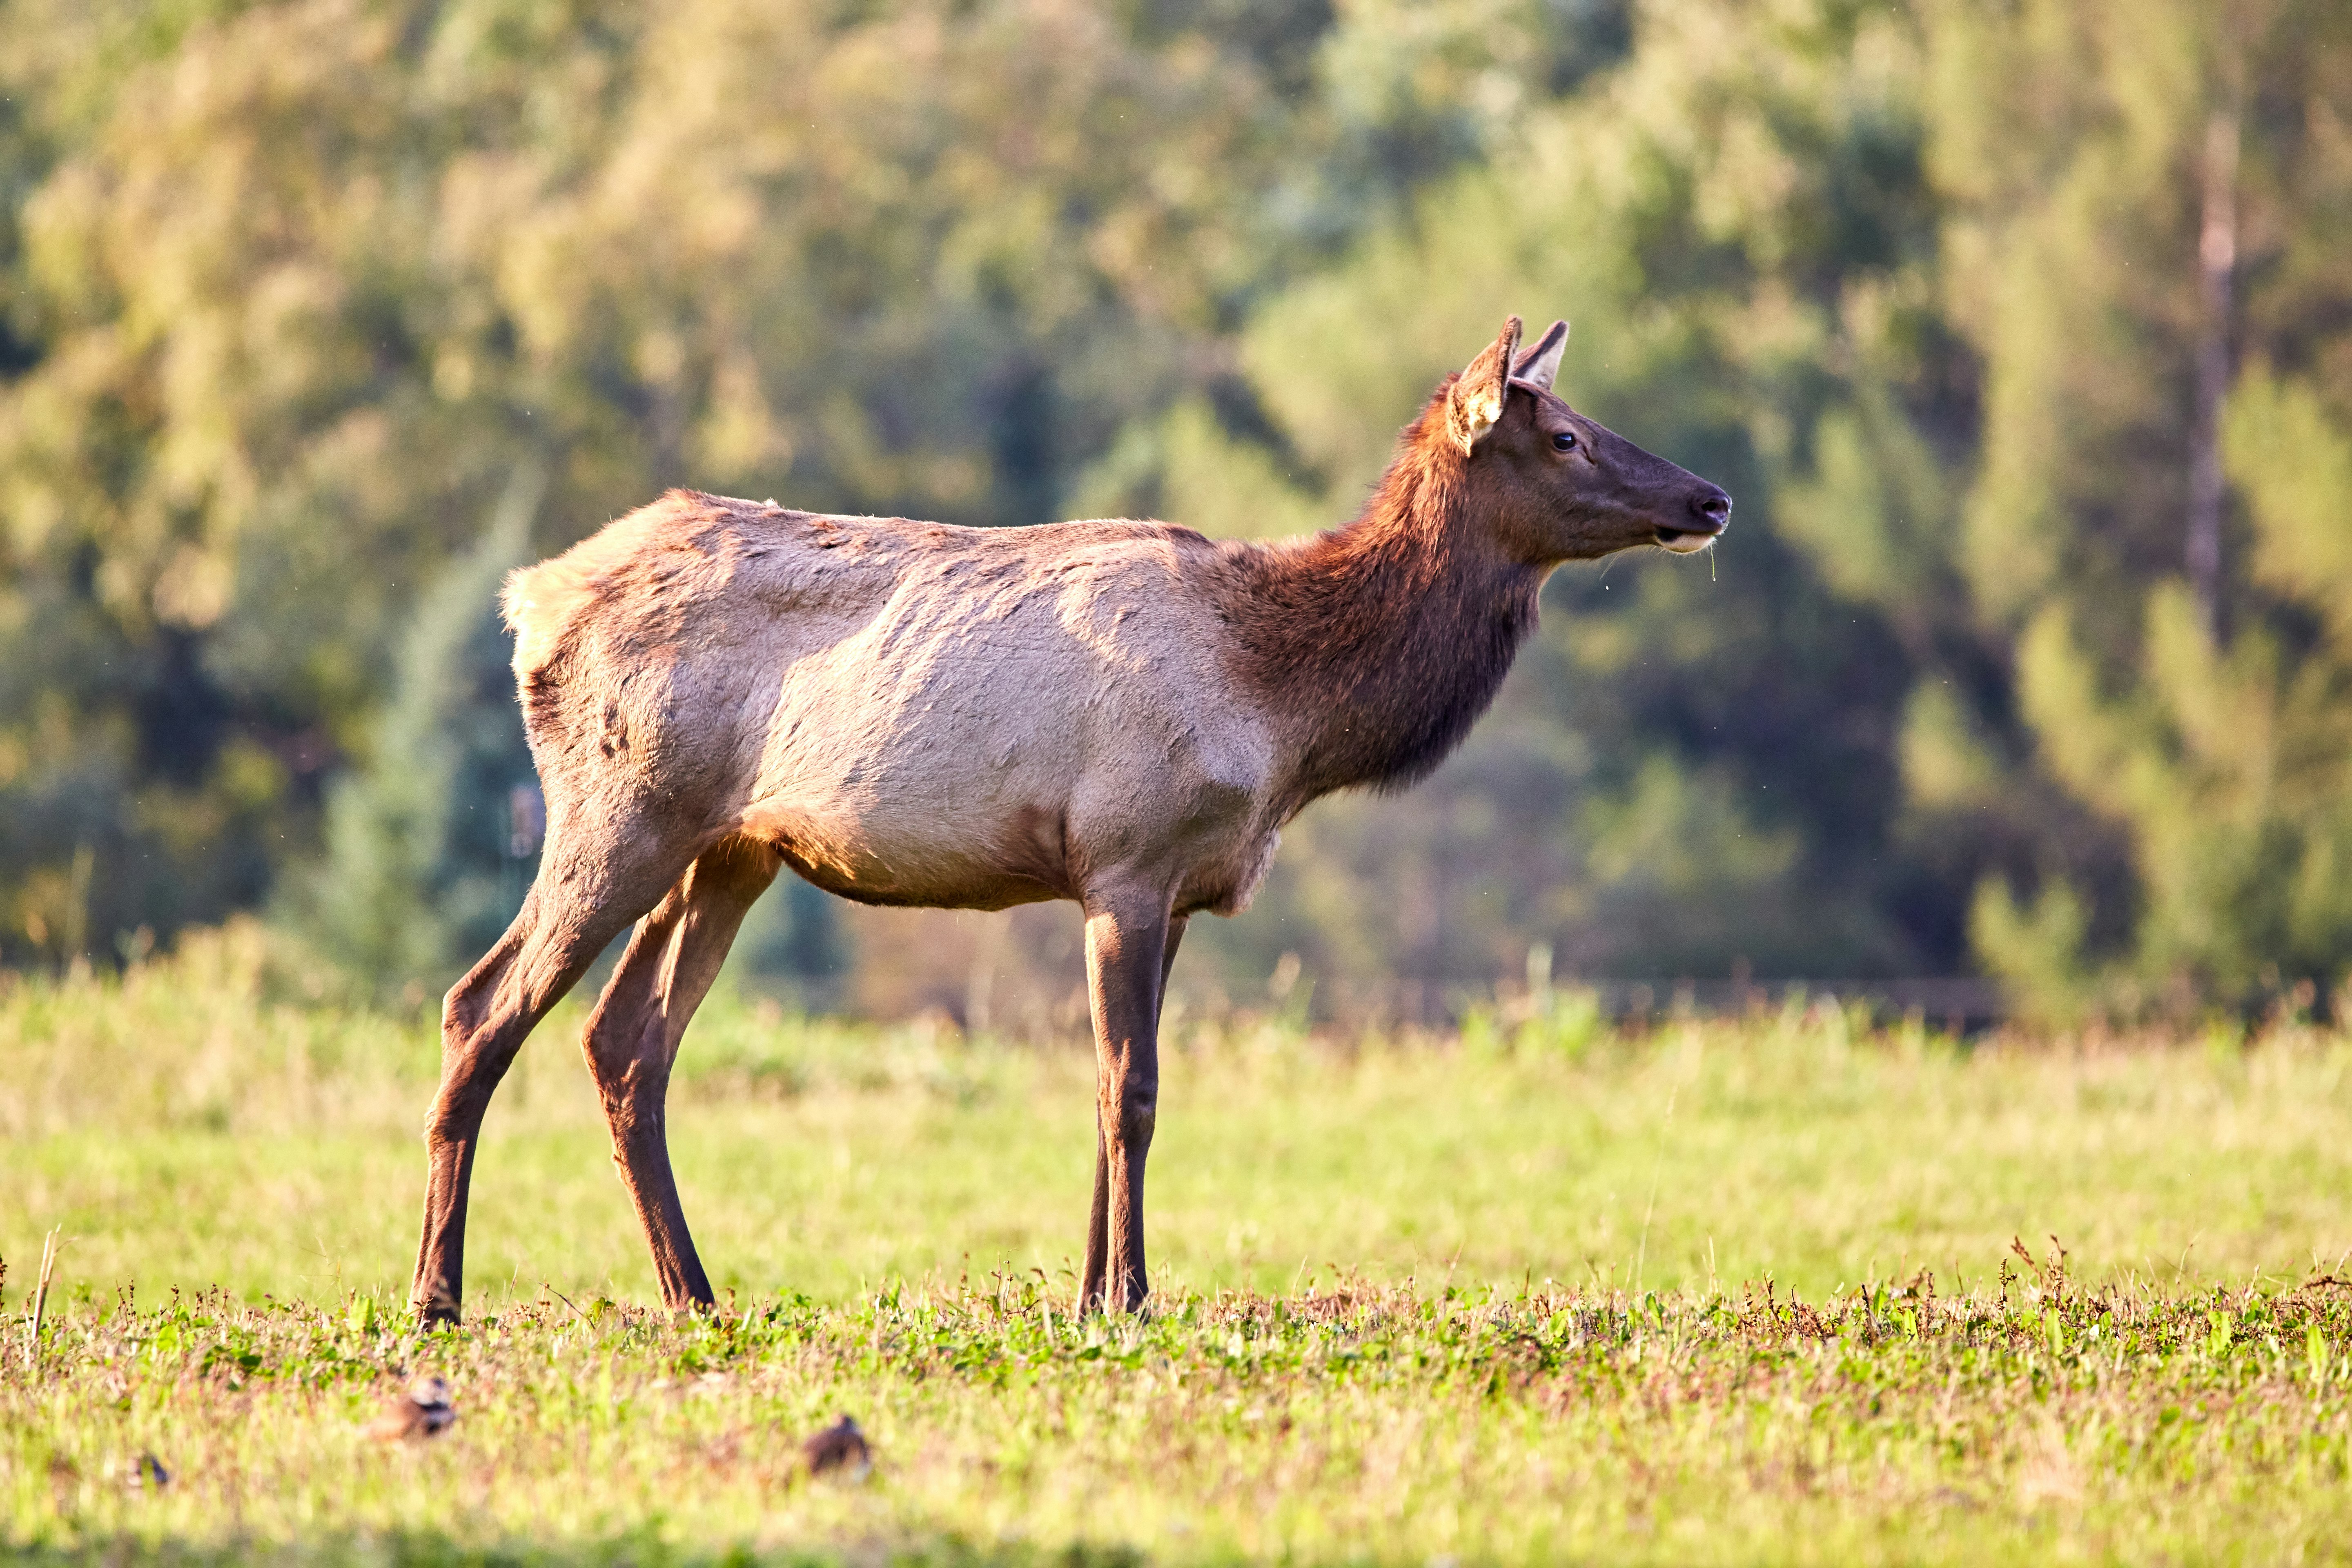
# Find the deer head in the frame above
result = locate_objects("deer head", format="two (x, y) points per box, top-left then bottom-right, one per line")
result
(1446, 315), (1731, 563)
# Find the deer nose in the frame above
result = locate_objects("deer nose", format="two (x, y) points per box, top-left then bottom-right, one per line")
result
(1690, 486), (1731, 531)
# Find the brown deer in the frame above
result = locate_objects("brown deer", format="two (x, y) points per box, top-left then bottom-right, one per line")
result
(409, 315), (1729, 1324)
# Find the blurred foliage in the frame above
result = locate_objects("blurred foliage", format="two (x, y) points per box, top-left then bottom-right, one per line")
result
(292, 463), (543, 994)
(1924, 0), (2352, 1017)
(0, 0), (2347, 1016)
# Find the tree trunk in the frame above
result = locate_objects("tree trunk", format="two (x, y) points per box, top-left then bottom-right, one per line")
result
(2187, 103), (2238, 639)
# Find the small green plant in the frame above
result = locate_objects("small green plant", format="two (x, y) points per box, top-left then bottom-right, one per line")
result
(7, 1278), (2352, 1563)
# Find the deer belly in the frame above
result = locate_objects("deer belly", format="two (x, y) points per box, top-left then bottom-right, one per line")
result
(734, 622), (1278, 910)
(735, 784), (1079, 910)
(737, 768), (1276, 915)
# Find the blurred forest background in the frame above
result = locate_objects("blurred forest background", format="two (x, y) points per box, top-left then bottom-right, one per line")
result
(1, 0), (2348, 1026)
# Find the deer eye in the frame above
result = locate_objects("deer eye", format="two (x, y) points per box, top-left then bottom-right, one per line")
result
(1551, 430), (1578, 452)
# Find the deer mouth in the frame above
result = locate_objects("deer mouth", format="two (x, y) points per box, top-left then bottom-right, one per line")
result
(1652, 524), (1719, 555)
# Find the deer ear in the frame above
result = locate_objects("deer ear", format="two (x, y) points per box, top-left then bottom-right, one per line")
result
(1512, 319), (1568, 394)
(1447, 315), (1522, 455)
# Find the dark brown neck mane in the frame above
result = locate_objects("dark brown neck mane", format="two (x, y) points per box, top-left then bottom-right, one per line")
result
(1222, 394), (1544, 808)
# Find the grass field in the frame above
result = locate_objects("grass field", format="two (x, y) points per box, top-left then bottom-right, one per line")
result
(5, 924), (2352, 1563)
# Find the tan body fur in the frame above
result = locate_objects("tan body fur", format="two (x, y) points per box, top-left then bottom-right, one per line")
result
(507, 502), (1284, 920)
(408, 316), (1732, 1323)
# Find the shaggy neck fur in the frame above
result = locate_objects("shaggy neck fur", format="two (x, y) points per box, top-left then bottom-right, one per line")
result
(1224, 388), (1544, 809)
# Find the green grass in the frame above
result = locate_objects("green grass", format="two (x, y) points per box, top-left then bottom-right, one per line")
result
(5, 923), (2352, 1563)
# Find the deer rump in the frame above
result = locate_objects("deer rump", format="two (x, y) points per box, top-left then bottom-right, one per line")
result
(502, 490), (1286, 920)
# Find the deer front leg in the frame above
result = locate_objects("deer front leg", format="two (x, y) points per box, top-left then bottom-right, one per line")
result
(1084, 914), (1183, 1310)
(1078, 896), (1175, 1314)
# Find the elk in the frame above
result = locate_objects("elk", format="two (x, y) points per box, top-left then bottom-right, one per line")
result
(408, 315), (1730, 1324)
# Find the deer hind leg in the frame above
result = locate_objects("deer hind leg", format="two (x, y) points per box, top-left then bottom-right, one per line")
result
(579, 835), (782, 1313)
(410, 812), (701, 1327)
(1079, 898), (1180, 1315)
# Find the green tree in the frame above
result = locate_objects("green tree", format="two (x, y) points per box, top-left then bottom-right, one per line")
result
(1920, 0), (2352, 1014)
(298, 466), (543, 993)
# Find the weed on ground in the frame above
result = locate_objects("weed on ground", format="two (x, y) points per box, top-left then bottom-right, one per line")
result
(7, 1267), (2352, 1564)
